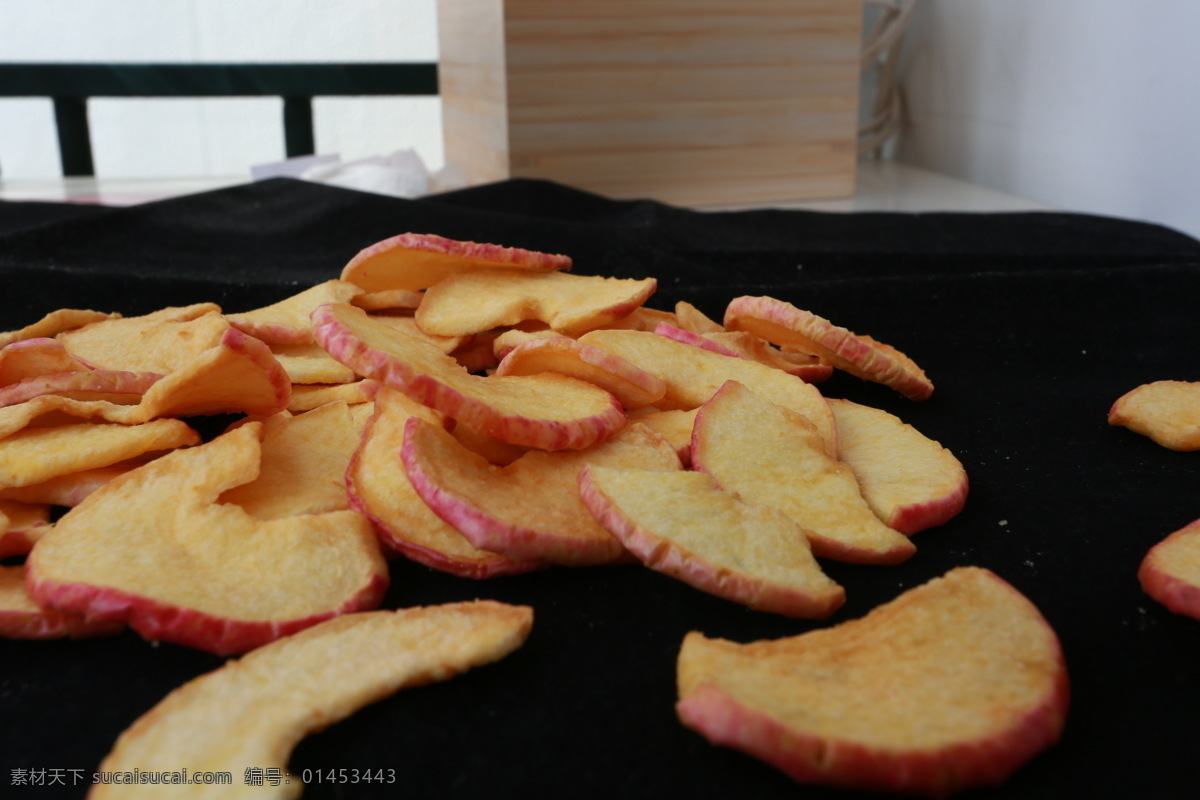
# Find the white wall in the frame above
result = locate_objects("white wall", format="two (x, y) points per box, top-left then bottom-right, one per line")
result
(897, 0), (1200, 239)
(0, 0), (442, 179)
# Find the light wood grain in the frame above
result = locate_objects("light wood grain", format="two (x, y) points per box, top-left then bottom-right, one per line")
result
(438, 0), (862, 206)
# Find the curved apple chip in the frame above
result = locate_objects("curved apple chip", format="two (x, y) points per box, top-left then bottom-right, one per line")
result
(270, 342), (359, 385)
(351, 288), (424, 312)
(227, 280), (363, 344)
(725, 295), (934, 401)
(287, 380), (378, 413)
(0, 461), (146, 508)
(579, 329), (837, 457)
(27, 424), (388, 655)
(828, 398), (968, 534)
(403, 418), (681, 566)
(0, 565), (123, 640)
(626, 407), (698, 465)
(347, 388), (545, 579)
(0, 337), (93, 383)
(0, 500), (52, 558)
(0, 369), (163, 409)
(580, 466), (844, 619)
(91, 602), (533, 800)
(0, 419), (200, 490)
(677, 567), (1069, 796)
(416, 269), (657, 338)
(312, 303), (624, 451)
(342, 231), (571, 292)
(56, 304), (225, 373)
(653, 322), (832, 382)
(494, 337), (667, 411)
(692, 382), (915, 565)
(0, 308), (120, 349)
(219, 401), (365, 520)
(1139, 518), (1200, 620)
(1108, 380), (1200, 451)
(673, 301), (725, 335)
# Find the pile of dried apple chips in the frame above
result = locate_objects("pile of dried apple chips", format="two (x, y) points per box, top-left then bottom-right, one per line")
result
(2, 230), (1073, 796)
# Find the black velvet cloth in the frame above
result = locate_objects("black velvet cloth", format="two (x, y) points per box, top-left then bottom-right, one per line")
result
(2, 178), (1199, 798)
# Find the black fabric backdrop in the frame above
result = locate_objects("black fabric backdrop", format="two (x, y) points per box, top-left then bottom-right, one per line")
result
(2, 178), (1199, 798)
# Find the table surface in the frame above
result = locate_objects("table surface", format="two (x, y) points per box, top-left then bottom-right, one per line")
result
(0, 160), (1050, 214)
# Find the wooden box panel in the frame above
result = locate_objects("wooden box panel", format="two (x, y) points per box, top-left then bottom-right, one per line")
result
(439, 0), (862, 206)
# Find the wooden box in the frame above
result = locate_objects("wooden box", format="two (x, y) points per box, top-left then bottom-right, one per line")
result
(437, 0), (863, 207)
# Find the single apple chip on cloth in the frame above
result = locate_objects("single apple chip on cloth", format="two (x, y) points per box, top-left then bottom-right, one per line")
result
(1138, 518), (1200, 620)
(828, 398), (968, 534)
(0, 565), (123, 640)
(415, 269), (657, 338)
(0, 308), (120, 348)
(579, 329), (837, 457)
(691, 382), (915, 565)
(580, 466), (844, 619)
(0, 418), (200, 490)
(226, 279), (363, 344)
(1108, 380), (1200, 451)
(341, 231), (571, 293)
(402, 417), (681, 566)
(494, 337), (667, 411)
(676, 566), (1069, 797)
(725, 295), (934, 401)
(91, 601), (533, 800)
(347, 388), (545, 579)
(219, 401), (365, 520)
(26, 423), (388, 655)
(312, 303), (624, 451)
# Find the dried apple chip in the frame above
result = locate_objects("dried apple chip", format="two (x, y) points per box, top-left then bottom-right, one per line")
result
(494, 337), (667, 411)
(1139, 518), (1200, 620)
(227, 279), (363, 344)
(626, 407), (698, 465)
(692, 382), (915, 565)
(342, 231), (571, 292)
(654, 323), (832, 382)
(725, 295), (934, 401)
(0, 565), (122, 640)
(351, 288), (424, 312)
(0, 308), (120, 348)
(1108, 380), (1200, 451)
(0, 500), (51, 558)
(56, 304), (225, 373)
(0, 461), (145, 508)
(91, 602), (532, 800)
(673, 301), (725, 335)
(218, 401), (364, 520)
(27, 424), (388, 655)
(287, 380), (378, 412)
(347, 388), (545, 579)
(0, 418), (199, 490)
(415, 269), (657, 338)
(829, 398), (968, 534)
(0, 337), (92, 383)
(677, 567), (1069, 796)
(313, 303), (623, 451)
(579, 329), (836, 456)
(271, 342), (359, 385)
(0, 369), (162, 408)
(580, 466), (844, 619)
(403, 418), (681, 566)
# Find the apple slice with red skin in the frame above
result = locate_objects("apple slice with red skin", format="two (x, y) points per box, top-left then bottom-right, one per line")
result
(725, 295), (934, 401)
(226, 279), (363, 344)
(312, 302), (624, 451)
(691, 382), (915, 565)
(654, 323), (832, 382)
(578, 329), (837, 457)
(346, 387), (546, 579)
(0, 337), (93, 383)
(26, 423), (388, 655)
(415, 269), (657, 338)
(494, 336), (668, 411)
(626, 407), (697, 465)
(403, 417), (681, 566)
(0, 308), (120, 349)
(677, 567), (1069, 797)
(1108, 380), (1200, 451)
(0, 500), (51, 558)
(0, 461), (145, 508)
(0, 565), (123, 640)
(579, 466), (844, 619)
(91, 602), (532, 800)
(828, 398), (968, 534)
(0, 369), (162, 408)
(1139, 518), (1200, 620)
(341, 231), (571, 293)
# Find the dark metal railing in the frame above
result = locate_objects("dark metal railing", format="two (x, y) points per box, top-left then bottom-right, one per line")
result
(0, 63), (439, 176)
